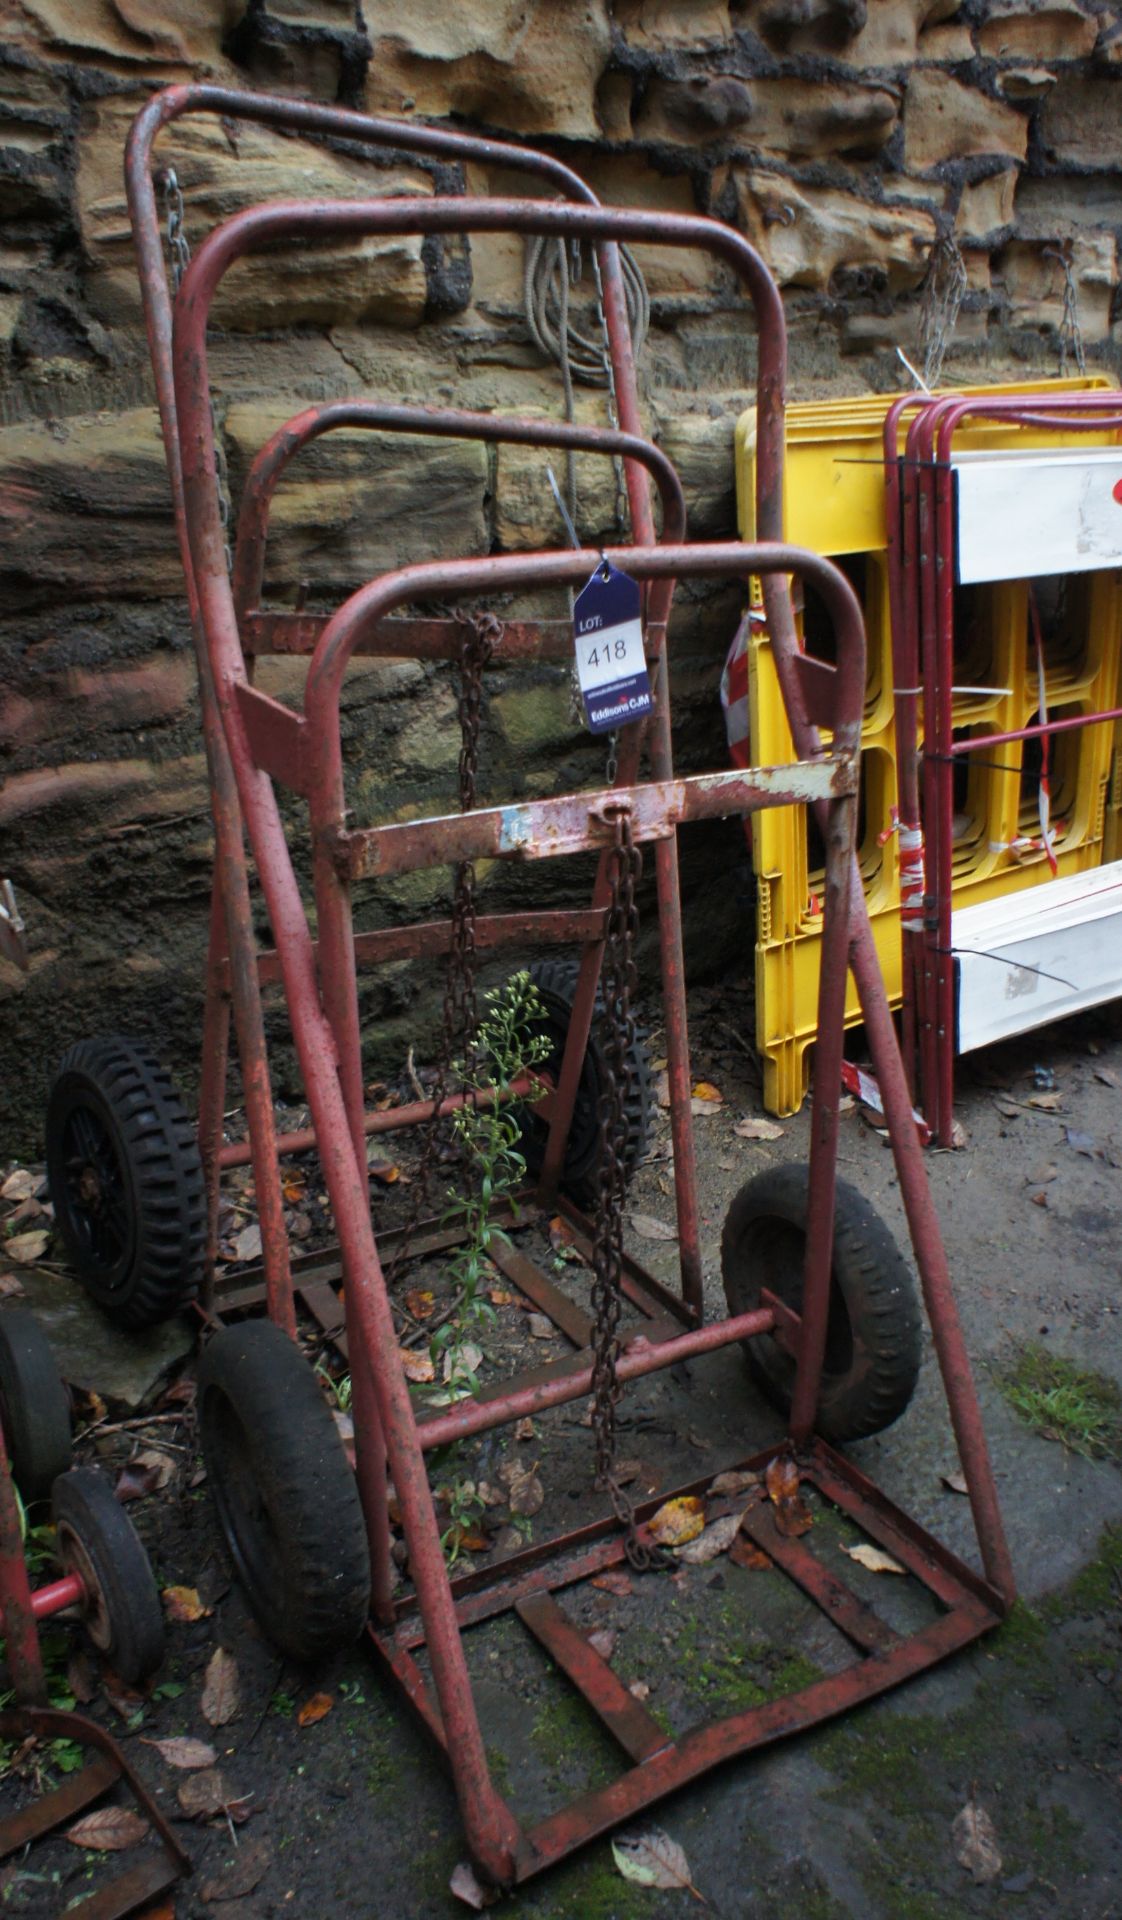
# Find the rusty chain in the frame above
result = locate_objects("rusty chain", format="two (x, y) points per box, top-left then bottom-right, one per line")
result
(588, 804), (650, 1570)
(160, 168), (235, 576)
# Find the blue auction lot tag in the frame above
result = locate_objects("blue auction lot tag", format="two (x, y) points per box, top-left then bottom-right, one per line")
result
(573, 560), (652, 736)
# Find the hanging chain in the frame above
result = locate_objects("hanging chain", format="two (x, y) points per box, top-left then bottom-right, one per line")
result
(160, 168), (235, 576)
(1045, 244), (1087, 378)
(389, 611), (500, 1281)
(589, 806), (650, 1570)
(919, 230), (967, 391)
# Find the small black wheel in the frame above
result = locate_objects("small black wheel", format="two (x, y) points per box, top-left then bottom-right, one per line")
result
(46, 1035), (205, 1330)
(0, 1307), (72, 1502)
(52, 1468), (166, 1684)
(721, 1163), (922, 1443)
(197, 1320), (371, 1663)
(515, 957), (652, 1209)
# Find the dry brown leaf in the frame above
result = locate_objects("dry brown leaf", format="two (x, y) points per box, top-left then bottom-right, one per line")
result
(141, 1734), (217, 1770)
(367, 1159), (401, 1185)
(1027, 1163), (1058, 1185)
(200, 1833), (273, 1903)
(765, 1455), (813, 1538)
(477, 1480), (504, 1508)
(6, 1229), (49, 1265)
(691, 1081), (723, 1104)
(653, 1069), (671, 1109)
(514, 1417), (536, 1441)
(941, 1471), (968, 1495)
(673, 1511), (744, 1565)
(0, 1271), (24, 1297)
(841, 1542), (906, 1576)
(115, 1460), (165, 1503)
(177, 1769), (240, 1821)
(200, 1646), (241, 1727)
(488, 1286), (515, 1305)
(131, 1447), (174, 1489)
(628, 1212), (677, 1242)
(234, 1222), (262, 1263)
(296, 1691), (334, 1728)
(1027, 1091), (1063, 1112)
(707, 1468), (761, 1497)
(443, 1342), (482, 1382)
(65, 1806), (148, 1852)
(591, 1570), (633, 1598)
(1, 1168), (37, 1202)
(952, 1801), (1002, 1884)
(526, 1313), (555, 1339)
(548, 1216), (586, 1263)
(647, 1495), (706, 1549)
(1094, 1065), (1120, 1088)
(507, 1466), (545, 1518)
(612, 1828), (702, 1899)
(404, 1287), (435, 1321)
(400, 1347), (435, 1384)
(67, 1646), (96, 1705)
(729, 1532), (772, 1570)
(733, 1116), (785, 1142)
(587, 1628), (617, 1661)
(628, 1679), (651, 1701)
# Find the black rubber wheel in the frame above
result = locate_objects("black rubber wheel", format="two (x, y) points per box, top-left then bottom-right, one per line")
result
(721, 1163), (922, 1443)
(46, 1035), (205, 1330)
(197, 1320), (371, 1663)
(515, 957), (652, 1209)
(52, 1468), (165, 1684)
(0, 1308), (72, 1502)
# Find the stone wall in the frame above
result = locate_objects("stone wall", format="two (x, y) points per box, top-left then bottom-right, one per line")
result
(1, 0), (1120, 1144)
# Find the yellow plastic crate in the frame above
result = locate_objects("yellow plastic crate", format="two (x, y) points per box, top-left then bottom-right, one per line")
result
(735, 376), (1121, 1115)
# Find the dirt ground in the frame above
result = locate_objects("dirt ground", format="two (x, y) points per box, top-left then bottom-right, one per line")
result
(2, 974), (1122, 1920)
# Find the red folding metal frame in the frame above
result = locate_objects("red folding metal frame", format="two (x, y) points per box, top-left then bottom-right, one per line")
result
(125, 87), (1013, 1890)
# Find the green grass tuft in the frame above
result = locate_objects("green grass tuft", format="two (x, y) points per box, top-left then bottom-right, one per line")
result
(999, 1346), (1122, 1461)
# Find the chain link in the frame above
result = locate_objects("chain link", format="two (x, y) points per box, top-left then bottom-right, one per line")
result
(588, 805), (650, 1570)
(160, 168), (235, 577)
(919, 230), (968, 391)
(1045, 243), (1087, 378)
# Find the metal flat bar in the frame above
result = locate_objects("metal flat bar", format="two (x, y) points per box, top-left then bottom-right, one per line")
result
(298, 1280), (348, 1357)
(488, 1241), (593, 1348)
(553, 1196), (695, 1325)
(367, 1630), (447, 1750)
(516, 1603), (996, 1883)
(66, 1852), (183, 1920)
(242, 907), (607, 991)
(0, 1753), (118, 1858)
(738, 1502), (901, 1655)
(516, 1592), (671, 1764)
(341, 761), (855, 881)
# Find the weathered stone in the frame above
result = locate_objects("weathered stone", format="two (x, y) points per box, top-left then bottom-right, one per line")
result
(0, 754), (208, 833)
(993, 234), (1116, 340)
(997, 65), (1058, 99)
(1094, 16), (1122, 65)
(492, 683), (576, 755)
(651, 408), (738, 538)
(78, 95), (431, 332)
(1016, 171), (1122, 236)
(17, 0), (231, 71)
(977, 1), (1097, 63)
(12, 1268), (194, 1409)
(722, 168), (935, 292)
(955, 170), (1017, 241)
(904, 70), (1028, 169)
(737, 0), (955, 67)
(0, 653), (194, 754)
(224, 399), (489, 595)
(494, 406), (620, 552)
(0, 405), (179, 610)
(364, 0), (612, 141)
(881, 173), (947, 210)
(918, 21), (975, 60)
(1039, 76), (1122, 166)
(635, 74), (899, 159)
(614, 0), (731, 46)
(595, 69), (635, 142)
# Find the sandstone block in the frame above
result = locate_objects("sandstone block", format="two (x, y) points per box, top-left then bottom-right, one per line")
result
(78, 95), (431, 332)
(918, 22), (975, 60)
(494, 408), (621, 552)
(224, 399), (489, 595)
(634, 74), (899, 160)
(997, 65), (1058, 99)
(1039, 76), (1122, 166)
(613, 1), (731, 47)
(17, 0), (235, 71)
(994, 234), (1116, 341)
(1016, 172), (1122, 236)
(0, 654), (195, 755)
(722, 168), (935, 292)
(736, 0), (955, 67)
(493, 682), (577, 755)
(651, 409), (738, 538)
(955, 169), (1017, 241)
(364, 0), (612, 141)
(0, 405), (179, 610)
(904, 71), (1028, 169)
(977, 1), (1097, 63)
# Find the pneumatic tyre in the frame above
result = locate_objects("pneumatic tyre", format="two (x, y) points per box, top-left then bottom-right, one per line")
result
(52, 1468), (166, 1684)
(197, 1321), (371, 1664)
(516, 957), (652, 1209)
(0, 1307), (72, 1502)
(46, 1035), (205, 1330)
(720, 1163), (922, 1443)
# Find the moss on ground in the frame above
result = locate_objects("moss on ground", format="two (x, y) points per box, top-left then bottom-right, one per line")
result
(998, 1346), (1122, 1461)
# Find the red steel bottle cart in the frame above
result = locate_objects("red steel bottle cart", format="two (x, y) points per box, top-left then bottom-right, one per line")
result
(94, 87), (1020, 1892)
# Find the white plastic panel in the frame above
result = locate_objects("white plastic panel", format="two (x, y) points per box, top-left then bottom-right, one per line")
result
(954, 446), (1122, 584)
(953, 860), (1122, 1053)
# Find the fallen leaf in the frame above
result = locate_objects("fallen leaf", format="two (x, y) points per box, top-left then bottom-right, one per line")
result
(628, 1679), (651, 1701)
(405, 1288), (435, 1321)
(674, 1511), (745, 1565)
(177, 1768), (252, 1822)
(488, 1286), (515, 1305)
(612, 1458), (644, 1486)
(115, 1460), (165, 1503)
(400, 1346), (435, 1384)
(367, 1159), (401, 1185)
(548, 1216), (586, 1263)
(514, 1417), (536, 1441)
(201, 1833), (273, 1903)
(101, 1675), (146, 1721)
(141, 1735), (217, 1770)
(647, 1495), (706, 1549)
(67, 1646), (96, 1704)
(131, 1447), (174, 1489)
(707, 1468), (761, 1497)
(0, 1271), (24, 1297)
(716, 1155), (737, 1171)
(443, 1342), (482, 1382)
(653, 1070), (671, 1109)
(477, 1481), (504, 1508)
(587, 1628), (617, 1661)
(1, 1169), (38, 1201)
(296, 1692), (333, 1728)
(1093, 1065), (1120, 1088)
(1066, 1128), (1099, 1158)
(691, 1081), (723, 1104)
(591, 1570), (633, 1598)
(952, 1801), (1002, 1884)
(234, 1222), (262, 1263)
(200, 1646), (241, 1727)
(611, 1828), (703, 1900)
(733, 1116), (784, 1142)
(765, 1455), (813, 1538)
(1030, 1191), (1049, 1208)
(526, 1313), (555, 1339)
(941, 1471), (968, 1495)
(841, 1542), (906, 1576)
(507, 1466), (545, 1518)
(628, 1213), (677, 1242)
(450, 1860), (499, 1909)
(729, 1533), (772, 1570)
(281, 1171), (306, 1204)
(1027, 1164), (1058, 1185)
(7, 1196), (45, 1226)
(6, 1229), (49, 1264)
(1028, 1092), (1063, 1112)
(65, 1807), (148, 1851)
(690, 1096), (721, 1117)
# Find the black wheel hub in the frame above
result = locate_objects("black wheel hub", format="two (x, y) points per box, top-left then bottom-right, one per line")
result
(57, 1102), (135, 1283)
